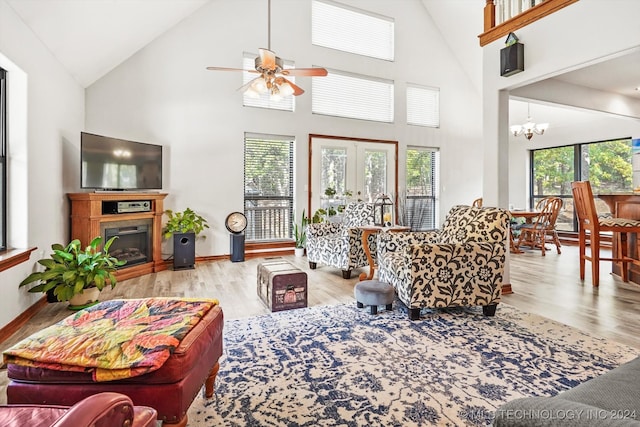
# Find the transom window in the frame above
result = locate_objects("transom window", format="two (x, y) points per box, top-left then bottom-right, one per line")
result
(312, 0), (394, 61)
(407, 84), (440, 128)
(312, 69), (394, 123)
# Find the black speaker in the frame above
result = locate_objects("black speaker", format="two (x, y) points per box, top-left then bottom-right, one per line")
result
(173, 232), (195, 270)
(500, 42), (524, 77)
(230, 233), (245, 263)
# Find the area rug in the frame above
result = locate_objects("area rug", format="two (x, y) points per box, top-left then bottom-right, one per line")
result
(187, 303), (637, 426)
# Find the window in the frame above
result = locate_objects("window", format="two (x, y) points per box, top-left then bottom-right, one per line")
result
(242, 53), (295, 111)
(407, 84), (440, 128)
(531, 138), (632, 232)
(0, 68), (6, 251)
(403, 147), (439, 230)
(312, 69), (394, 123)
(312, 0), (394, 61)
(244, 133), (294, 241)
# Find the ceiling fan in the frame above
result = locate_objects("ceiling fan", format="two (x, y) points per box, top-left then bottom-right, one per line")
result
(206, 0), (327, 100)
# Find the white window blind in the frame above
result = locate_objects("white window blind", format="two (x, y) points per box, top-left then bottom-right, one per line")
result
(312, 0), (394, 61)
(404, 147), (439, 230)
(312, 69), (394, 123)
(407, 84), (440, 128)
(244, 133), (294, 241)
(242, 53), (295, 111)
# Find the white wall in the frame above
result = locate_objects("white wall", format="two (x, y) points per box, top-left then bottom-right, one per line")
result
(0, 1), (85, 328)
(482, 0), (640, 207)
(85, 0), (483, 257)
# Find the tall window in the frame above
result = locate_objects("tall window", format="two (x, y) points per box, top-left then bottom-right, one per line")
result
(0, 68), (6, 251)
(403, 147), (439, 230)
(531, 138), (632, 232)
(312, 69), (394, 123)
(244, 134), (294, 242)
(312, 0), (394, 61)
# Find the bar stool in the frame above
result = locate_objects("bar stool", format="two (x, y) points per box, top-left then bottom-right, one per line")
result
(571, 181), (640, 286)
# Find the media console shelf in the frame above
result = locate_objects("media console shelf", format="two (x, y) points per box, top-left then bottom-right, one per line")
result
(68, 192), (168, 281)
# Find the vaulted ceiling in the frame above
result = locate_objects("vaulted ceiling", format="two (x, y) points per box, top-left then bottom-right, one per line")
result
(5, 0), (639, 111)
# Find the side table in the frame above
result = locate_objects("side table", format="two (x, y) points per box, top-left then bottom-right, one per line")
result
(358, 225), (410, 281)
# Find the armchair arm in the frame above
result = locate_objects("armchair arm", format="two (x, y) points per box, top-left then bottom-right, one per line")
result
(52, 392), (141, 427)
(306, 222), (343, 239)
(377, 230), (441, 259)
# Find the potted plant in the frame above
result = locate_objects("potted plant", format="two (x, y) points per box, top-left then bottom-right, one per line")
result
(19, 236), (125, 309)
(162, 208), (209, 270)
(293, 209), (309, 257)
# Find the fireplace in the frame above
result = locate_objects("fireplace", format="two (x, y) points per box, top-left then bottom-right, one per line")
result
(102, 219), (152, 268)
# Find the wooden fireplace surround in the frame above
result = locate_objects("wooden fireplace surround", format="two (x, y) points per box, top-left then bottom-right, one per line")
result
(68, 192), (168, 280)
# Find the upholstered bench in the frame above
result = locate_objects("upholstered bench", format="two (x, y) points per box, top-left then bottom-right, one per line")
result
(354, 279), (395, 314)
(4, 298), (224, 427)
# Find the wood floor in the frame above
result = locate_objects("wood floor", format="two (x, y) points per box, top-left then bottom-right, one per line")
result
(1, 244), (639, 404)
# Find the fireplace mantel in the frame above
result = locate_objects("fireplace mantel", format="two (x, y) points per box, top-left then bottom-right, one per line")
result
(68, 192), (168, 280)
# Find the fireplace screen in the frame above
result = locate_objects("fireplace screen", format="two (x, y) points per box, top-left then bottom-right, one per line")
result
(103, 219), (152, 268)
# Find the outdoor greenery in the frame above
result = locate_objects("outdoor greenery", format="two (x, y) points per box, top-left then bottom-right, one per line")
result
(406, 148), (435, 196)
(244, 137), (293, 241)
(19, 236), (125, 302)
(532, 139), (632, 196)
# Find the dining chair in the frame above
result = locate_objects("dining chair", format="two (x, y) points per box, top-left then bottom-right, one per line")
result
(516, 196), (563, 255)
(571, 181), (640, 286)
(471, 197), (483, 208)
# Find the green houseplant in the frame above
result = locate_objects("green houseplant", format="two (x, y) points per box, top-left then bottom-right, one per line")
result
(162, 208), (210, 239)
(19, 236), (125, 307)
(162, 208), (209, 269)
(293, 209), (309, 256)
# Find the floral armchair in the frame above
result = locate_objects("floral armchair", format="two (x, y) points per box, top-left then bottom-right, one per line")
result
(377, 205), (509, 320)
(306, 203), (375, 279)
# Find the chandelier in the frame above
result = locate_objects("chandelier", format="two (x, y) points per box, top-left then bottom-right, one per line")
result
(510, 103), (549, 140)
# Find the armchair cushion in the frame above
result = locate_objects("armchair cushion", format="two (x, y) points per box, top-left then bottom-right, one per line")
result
(378, 205), (509, 319)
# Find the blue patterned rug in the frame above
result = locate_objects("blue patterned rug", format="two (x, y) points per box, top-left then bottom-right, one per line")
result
(187, 303), (636, 426)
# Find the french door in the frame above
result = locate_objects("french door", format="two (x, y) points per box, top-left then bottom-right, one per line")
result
(309, 135), (397, 220)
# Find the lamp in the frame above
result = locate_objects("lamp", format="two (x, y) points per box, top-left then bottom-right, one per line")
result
(373, 194), (394, 227)
(510, 103), (549, 140)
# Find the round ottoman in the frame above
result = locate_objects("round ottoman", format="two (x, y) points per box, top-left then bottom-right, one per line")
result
(354, 280), (395, 314)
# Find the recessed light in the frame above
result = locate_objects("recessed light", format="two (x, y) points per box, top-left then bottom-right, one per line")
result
(636, 87), (640, 91)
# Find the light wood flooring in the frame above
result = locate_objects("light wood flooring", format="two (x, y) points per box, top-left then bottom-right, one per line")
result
(1, 245), (640, 404)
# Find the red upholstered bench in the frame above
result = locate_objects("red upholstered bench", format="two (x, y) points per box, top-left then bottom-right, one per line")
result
(5, 300), (224, 427)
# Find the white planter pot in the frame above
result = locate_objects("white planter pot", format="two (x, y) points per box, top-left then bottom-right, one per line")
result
(294, 247), (305, 257)
(68, 287), (101, 309)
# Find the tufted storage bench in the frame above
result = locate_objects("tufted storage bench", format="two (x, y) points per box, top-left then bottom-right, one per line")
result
(5, 300), (224, 427)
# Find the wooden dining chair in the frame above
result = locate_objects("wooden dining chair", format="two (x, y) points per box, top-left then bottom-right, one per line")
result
(472, 197), (483, 208)
(571, 181), (640, 286)
(517, 197), (563, 255)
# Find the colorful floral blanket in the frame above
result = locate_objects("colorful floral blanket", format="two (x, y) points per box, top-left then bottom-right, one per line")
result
(3, 298), (219, 382)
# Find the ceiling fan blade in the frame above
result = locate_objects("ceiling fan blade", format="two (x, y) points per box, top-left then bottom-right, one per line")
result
(281, 67), (328, 77)
(281, 77), (305, 96)
(259, 48), (277, 70)
(206, 66), (259, 73)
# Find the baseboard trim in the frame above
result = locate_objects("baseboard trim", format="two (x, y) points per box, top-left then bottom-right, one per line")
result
(0, 296), (47, 344)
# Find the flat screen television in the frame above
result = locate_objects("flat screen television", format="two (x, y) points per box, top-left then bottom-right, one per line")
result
(81, 132), (163, 190)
